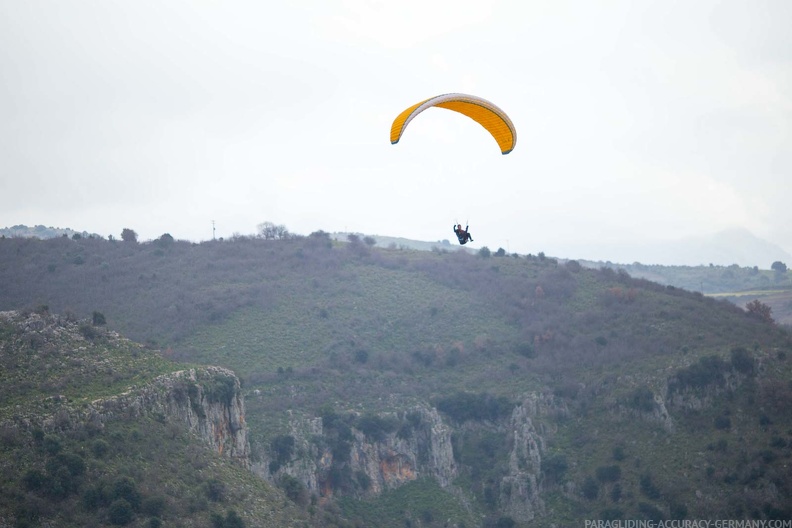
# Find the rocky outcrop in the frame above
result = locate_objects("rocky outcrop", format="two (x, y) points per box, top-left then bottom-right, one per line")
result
(21, 367), (251, 468)
(259, 405), (456, 498)
(86, 367), (250, 466)
(0, 310), (249, 467)
(348, 406), (457, 495)
(499, 393), (565, 522)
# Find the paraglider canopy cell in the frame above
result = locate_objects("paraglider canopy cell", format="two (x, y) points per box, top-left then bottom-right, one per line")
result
(390, 93), (516, 155)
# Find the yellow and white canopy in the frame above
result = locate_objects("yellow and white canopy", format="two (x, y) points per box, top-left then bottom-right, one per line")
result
(390, 93), (516, 155)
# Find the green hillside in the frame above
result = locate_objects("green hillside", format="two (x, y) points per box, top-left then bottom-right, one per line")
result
(0, 309), (305, 527)
(1, 233), (791, 526)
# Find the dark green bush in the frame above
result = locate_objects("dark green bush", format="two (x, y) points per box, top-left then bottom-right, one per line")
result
(668, 355), (728, 394)
(204, 478), (226, 503)
(435, 392), (513, 423)
(730, 347), (755, 375)
(639, 473), (661, 500)
(109, 498), (134, 525)
(543, 453), (568, 483)
(111, 476), (141, 510)
(596, 465), (621, 483)
(355, 413), (398, 442)
(628, 387), (655, 412)
(22, 469), (45, 491)
(581, 476), (599, 500)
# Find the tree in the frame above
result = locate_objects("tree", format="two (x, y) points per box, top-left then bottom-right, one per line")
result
(108, 499), (134, 525)
(120, 228), (138, 243)
(257, 222), (290, 240)
(745, 299), (774, 324)
(92, 311), (107, 326)
(771, 261), (787, 273)
(156, 233), (174, 246)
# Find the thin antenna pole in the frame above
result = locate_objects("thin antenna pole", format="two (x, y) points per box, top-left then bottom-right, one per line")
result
(212, 220), (216, 240)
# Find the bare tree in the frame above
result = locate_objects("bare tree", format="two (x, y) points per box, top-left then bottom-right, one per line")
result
(745, 299), (774, 324)
(257, 222), (290, 240)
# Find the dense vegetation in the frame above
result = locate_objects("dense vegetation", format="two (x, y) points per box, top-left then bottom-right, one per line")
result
(588, 260), (792, 326)
(1, 231), (791, 526)
(0, 309), (304, 527)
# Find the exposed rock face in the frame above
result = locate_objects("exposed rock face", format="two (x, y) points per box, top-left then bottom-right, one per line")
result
(86, 367), (250, 467)
(499, 393), (563, 522)
(348, 406), (457, 495)
(261, 405), (456, 498)
(25, 367), (251, 468)
(0, 310), (249, 467)
(617, 390), (676, 433)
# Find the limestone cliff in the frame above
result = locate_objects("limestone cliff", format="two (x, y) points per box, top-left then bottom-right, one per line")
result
(258, 405), (456, 498)
(499, 392), (566, 522)
(348, 406), (457, 495)
(0, 310), (249, 467)
(85, 367), (250, 466)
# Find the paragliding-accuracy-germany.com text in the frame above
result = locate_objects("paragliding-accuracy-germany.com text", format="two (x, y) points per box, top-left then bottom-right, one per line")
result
(584, 521), (792, 528)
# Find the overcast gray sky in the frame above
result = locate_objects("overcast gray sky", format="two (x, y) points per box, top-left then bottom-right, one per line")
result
(1, 0), (790, 264)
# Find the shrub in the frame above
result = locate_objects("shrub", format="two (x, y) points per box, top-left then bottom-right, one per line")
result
(730, 347), (755, 375)
(514, 342), (536, 358)
(627, 387), (655, 413)
(354, 349), (369, 363)
(581, 476), (599, 500)
(596, 465), (621, 483)
(56, 452), (86, 476)
(205, 375), (236, 406)
(543, 453), (568, 483)
(92, 311), (107, 326)
(211, 510), (246, 528)
(668, 355), (728, 393)
(79, 323), (98, 340)
(355, 413), (398, 442)
(435, 392), (512, 423)
(270, 434), (295, 467)
(111, 476), (141, 509)
(82, 485), (106, 511)
(22, 469), (46, 491)
(639, 473), (661, 500)
(279, 474), (308, 505)
(495, 517), (516, 528)
(92, 439), (110, 458)
(109, 499), (134, 525)
(42, 434), (62, 455)
(205, 478), (226, 502)
(610, 482), (622, 502)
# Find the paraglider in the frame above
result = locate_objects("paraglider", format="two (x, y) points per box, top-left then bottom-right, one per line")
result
(390, 93), (516, 155)
(453, 224), (473, 245)
(390, 93), (516, 245)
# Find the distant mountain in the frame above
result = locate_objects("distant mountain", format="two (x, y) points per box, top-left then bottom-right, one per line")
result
(637, 228), (791, 267)
(0, 224), (102, 240)
(565, 228), (791, 268)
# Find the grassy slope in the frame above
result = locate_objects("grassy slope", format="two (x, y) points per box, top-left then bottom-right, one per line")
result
(2, 236), (792, 525)
(0, 311), (306, 527)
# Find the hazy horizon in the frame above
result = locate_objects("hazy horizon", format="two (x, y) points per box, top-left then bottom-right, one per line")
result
(2, 1), (790, 262)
